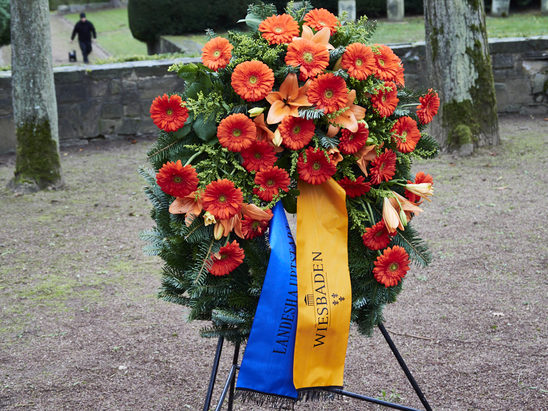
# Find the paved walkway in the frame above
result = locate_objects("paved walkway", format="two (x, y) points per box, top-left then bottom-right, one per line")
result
(0, 13), (110, 67)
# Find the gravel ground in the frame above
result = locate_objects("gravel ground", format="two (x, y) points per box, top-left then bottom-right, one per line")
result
(0, 115), (546, 410)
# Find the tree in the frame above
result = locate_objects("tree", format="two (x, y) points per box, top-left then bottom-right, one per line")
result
(424, 0), (499, 154)
(10, 0), (62, 192)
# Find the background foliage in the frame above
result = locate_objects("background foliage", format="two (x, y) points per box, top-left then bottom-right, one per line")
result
(0, 0), (10, 47)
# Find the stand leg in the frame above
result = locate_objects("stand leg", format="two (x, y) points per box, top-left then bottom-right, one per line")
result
(203, 336), (224, 411)
(378, 323), (432, 411)
(226, 341), (240, 411)
(214, 364), (238, 411)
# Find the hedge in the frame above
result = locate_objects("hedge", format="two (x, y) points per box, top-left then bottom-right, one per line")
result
(0, 0), (9, 47)
(128, 0), (542, 53)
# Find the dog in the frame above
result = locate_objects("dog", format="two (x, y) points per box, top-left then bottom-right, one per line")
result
(69, 50), (77, 62)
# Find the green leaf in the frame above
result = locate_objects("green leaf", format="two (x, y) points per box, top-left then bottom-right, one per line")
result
(192, 115), (217, 142)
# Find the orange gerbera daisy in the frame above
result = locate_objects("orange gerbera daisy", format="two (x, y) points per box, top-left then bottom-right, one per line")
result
(416, 89), (440, 125)
(362, 220), (393, 250)
(391, 116), (421, 153)
(259, 14), (300, 45)
(339, 123), (369, 154)
(202, 37), (233, 71)
(373, 245), (410, 287)
(266, 73), (310, 124)
(253, 166), (290, 202)
(304, 8), (340, 35)
(156, 160), (199, 198)
(371, 82), (399, 118)
(395, 63), (405, 87)
(232, 60), (275, 102)
(209, 240), (245, 276)
(369, 149), (397, 185)
(217, 113), (256, 152)
(242, 209), (273, 239)
(150, 94), (188, 132)
(279, 116), (315, 150)
(297, 147), (336, 185)
(240, 140), (278, 172)
(341, 43), (376, 80)
(202, 179), (243, 220)
(285, 38), (330, 80)
(307, 73), (348, 114)
(405, 172), (434, 203)
(372, 44), (400, 82)
(337, 176), (371, 198)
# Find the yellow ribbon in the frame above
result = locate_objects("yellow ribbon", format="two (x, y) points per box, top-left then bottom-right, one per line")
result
(293, 178), (352, 390)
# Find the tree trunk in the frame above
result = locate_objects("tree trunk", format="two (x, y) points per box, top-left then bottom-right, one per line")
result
(424, 0), (499, 154)
(10, 0), (62, 192)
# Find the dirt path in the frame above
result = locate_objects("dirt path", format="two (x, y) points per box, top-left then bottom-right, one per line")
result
(0, 13), (110, 67)
(0, 115), (547, 410)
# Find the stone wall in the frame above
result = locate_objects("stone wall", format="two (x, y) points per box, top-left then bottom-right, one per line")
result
(0, 58), (200, 153)
(392, 36), (548, 115)
(0, 37), (546, 154)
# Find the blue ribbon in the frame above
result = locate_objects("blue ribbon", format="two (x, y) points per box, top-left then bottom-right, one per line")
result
(236, 201), (299, 400)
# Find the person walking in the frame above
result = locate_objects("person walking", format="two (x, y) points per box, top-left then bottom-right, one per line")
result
(70, 13), (96, 63)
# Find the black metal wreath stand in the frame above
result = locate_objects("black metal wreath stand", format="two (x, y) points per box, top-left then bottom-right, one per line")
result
(202, 323), (432, 411)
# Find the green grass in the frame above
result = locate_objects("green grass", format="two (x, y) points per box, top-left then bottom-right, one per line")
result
(65, 8), (548, 59)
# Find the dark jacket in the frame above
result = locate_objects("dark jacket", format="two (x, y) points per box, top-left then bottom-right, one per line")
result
(71, 21), (97, 43)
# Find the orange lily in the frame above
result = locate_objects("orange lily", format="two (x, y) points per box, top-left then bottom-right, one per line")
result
(254, 113), (275, 142)
(213, 203), (272, 240)
(405, 183), (433, 202)
(382, 192), (423, 233)
(327, 90), (366, 137)
(266, 73), (310, 124)
(169, 190), (203, 227)
(355, 144), (377, 176)
(294, 25), (334, 50)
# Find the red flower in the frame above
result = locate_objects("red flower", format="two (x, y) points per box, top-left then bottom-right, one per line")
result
(217, 113), (256, 152)
(202, 179), (243, 220)
(202, 37), (233, 71)
(209, 240), (245, 276)
(259, 14), (300, 45)
(373, 245), (410, 287)
(304, 8), (340, 35)
(416, 89), (440, 124)
(341, 43), (376, 80)
(240, 140), (278, 172)
(307, 73), (348, 114)
(372, 44), (400, 82)
(337, 176), (371, 198)
(371, 81), (399, 118)
(156, 160), (198, 198)
(339, 123), (369, 154)
(405, 172), (434, 203)
(369, 149), (397, 185)
(231, 60), (275, 102)
(297, 147), (336, 185)
(254, 166), (290, 202)
(241, 209), (273, 239)
(391, 116), (421, 153)
(362, 220), (393, 250)
(279, 116), (315, 150)
(285, 38), (330, 80)
(150, 94), (188, 132)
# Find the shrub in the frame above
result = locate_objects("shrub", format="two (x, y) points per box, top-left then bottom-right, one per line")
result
(0, 0), (9, 47)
